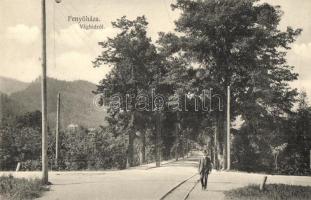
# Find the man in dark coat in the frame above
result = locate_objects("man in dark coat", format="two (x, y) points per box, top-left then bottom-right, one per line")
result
(198, 150), (212, 190)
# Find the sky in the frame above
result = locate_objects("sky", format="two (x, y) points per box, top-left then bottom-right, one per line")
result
(0, 0), (311, 96)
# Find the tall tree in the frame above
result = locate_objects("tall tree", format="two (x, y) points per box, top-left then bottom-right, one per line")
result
(161, 0), (302, 168)
(93, 16), (163, 167)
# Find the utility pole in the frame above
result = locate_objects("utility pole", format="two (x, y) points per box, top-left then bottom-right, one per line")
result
(41, 0), (48, 184)
(55, 93), (60, 168)
(227, 86), (231, 170)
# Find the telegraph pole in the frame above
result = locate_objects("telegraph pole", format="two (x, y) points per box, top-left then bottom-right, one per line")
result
(55, 93), (60, 168)
(40, 0), (62, 184)
(226, 86), (231, 170)
(41, 0), (48, 184)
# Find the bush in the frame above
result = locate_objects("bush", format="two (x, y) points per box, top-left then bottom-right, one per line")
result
(276, 152), (311, 176)
(20, 160), (41, 171)
(57, 126), (128, 170)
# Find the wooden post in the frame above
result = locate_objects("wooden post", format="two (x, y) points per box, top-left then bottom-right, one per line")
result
(41, 0), (48, 185)
(227, 86), (231, 170)
(260, 176), (268, 191)
(16, 162), (21, 172)
(55, 93), (60, 168)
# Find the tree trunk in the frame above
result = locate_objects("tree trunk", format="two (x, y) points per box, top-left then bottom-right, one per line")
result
(175, 122), (180, 161)
(127, 113), (135, 167)
(127, 131), (134, 167)
(214, 125), (218, 169)
(182, 136), (185, 159)
(141, 130), (146, 164)
(155, 113), (161, 167)
(274, 154), (279, 171)
(221, 112), (227, 170)
(186, 128), (190, 158)
(175, 112), (180, 161)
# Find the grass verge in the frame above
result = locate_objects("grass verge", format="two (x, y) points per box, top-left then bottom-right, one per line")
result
(0, 175), (49, 200)
(224, 184), (311, 200)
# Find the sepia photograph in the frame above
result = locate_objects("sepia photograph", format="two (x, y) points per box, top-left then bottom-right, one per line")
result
(1, 0), (311, 199)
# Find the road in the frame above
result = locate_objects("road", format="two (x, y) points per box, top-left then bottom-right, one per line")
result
(1, 153), (311, 200)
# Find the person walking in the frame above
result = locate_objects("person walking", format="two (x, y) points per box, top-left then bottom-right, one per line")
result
(198, 150), (212, 190)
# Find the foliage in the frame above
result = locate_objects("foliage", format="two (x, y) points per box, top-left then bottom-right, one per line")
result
(232, 90), (311, 175)
(0, 111), (42, 171)
(0, 175), (48, 200)
(58, 126), (127, 170)
(0, 106), (133, 171)
(277, 91), (311, 175)
(93, 15), (177, 166)
(162, 0), (303, 172)
(1, 1), (309, 174)
(90, 0), (304, 170)
(224, 184), (311, 200)
(0, 126), (16, 170)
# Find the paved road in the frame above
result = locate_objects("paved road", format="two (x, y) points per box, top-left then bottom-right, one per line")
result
(1, 154), (311, 200)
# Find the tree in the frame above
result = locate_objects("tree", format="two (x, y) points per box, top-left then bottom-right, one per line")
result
(271, 143), (287, 170)
(16, 111), (41, 129)
(0, 111), (43, 170)
(280, 91), (311, 174)
(162, 0), (302, 168)
(93, 16), (163, 166)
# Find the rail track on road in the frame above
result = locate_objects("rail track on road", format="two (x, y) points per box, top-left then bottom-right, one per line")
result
(160, 173), (200, 200)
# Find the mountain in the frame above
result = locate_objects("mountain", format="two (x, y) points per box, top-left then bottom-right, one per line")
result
(9, 77), (106, 128)
(0, 76), (30, 95)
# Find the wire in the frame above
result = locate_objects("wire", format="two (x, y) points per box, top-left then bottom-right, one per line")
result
(53, 0), (56, 70)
